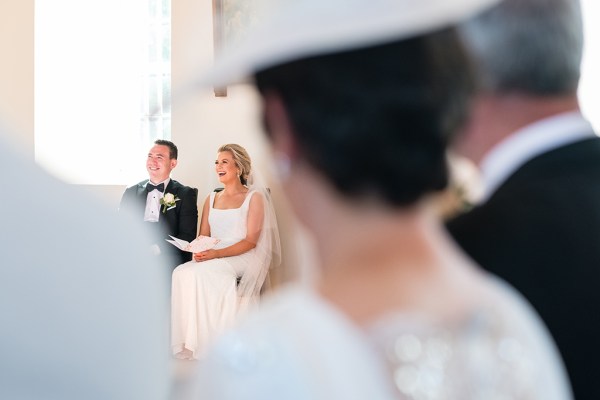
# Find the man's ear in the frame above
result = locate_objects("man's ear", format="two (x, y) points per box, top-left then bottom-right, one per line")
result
(170, 159), (178, 169)
(262, 91), (298, 161)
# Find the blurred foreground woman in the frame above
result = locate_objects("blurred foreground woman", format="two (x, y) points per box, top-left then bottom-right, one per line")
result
(188, 0), (572, 399)
(0, 133), (170, 399)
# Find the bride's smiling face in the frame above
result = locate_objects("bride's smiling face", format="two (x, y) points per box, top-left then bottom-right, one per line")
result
(215, 151), (240, 184)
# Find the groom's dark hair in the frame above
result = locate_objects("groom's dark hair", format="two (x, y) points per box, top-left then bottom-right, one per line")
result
(154, 139), (178, 160)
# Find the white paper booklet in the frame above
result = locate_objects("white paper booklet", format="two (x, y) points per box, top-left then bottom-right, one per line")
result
(166, 235), (221, 253)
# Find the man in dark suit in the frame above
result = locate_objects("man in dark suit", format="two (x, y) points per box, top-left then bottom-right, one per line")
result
(120, 139), (198, 268)
(446, 1), (600, 398)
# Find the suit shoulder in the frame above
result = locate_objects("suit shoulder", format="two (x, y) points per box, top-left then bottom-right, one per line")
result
(121, 180), (147, 200)
(124, 180), (148, 191)
(171, 180), (196, 191)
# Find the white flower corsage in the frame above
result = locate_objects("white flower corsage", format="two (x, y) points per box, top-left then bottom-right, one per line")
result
(160, 192), (180, 213)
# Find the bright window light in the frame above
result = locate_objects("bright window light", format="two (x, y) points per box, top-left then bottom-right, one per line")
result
(35, 0), (171, 185)
(580, 0), (600, 132)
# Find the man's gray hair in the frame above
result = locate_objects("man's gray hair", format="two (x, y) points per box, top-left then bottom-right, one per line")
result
(460, 0), (583, 95)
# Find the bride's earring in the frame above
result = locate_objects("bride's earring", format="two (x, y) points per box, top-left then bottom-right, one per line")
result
(274, 151), (291, 182)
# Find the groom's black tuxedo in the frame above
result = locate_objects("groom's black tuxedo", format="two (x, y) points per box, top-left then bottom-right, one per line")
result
(120, 179), (198, 268)
(447, 136), (600, 400)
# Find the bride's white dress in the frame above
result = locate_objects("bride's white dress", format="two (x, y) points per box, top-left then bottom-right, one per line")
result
(171, 190), (264, 360)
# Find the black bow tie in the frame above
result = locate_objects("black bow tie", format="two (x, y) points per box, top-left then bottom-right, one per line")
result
(146, 182), (165, 192)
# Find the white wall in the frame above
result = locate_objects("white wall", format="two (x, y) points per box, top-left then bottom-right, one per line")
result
(171, 0), (268, 198)
(0, 1), (34, 157)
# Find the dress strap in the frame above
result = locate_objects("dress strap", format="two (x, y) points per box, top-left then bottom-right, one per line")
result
(241, 190), (257, 209)
(209, 191), (217, 209)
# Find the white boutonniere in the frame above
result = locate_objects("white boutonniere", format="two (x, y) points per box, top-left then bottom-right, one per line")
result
(160, 192), (180, 213)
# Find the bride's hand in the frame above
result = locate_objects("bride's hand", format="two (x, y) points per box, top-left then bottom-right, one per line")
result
(194, 249), (219, 262)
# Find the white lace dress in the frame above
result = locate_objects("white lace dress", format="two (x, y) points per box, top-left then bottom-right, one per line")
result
(171, 190), (263, 360)
(189, 281), (572, 399)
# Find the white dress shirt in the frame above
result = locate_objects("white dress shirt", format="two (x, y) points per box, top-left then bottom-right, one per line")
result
(144, 178), (170, 222)
(479, 111), (595, 202)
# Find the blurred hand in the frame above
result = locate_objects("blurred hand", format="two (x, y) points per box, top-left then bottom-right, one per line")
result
(193, 249), (219, 262)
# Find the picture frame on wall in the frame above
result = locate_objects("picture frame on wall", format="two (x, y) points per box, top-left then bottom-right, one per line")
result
(212, 0), (259, 97)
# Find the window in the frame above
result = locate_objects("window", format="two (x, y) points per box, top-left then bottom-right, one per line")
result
(580, 0), (600, 132)
(142, 0), (171, 143)
(35, 0), (171, 184)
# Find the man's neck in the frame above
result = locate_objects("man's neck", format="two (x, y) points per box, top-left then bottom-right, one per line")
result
(455, 93), (580, 166)
(149, 177), (170, 186)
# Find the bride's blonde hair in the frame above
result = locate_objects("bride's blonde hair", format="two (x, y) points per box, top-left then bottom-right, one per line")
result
(218, 143), (252, 185)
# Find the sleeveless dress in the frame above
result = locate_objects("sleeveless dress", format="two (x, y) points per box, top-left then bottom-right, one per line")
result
(171, 190), (261, 360)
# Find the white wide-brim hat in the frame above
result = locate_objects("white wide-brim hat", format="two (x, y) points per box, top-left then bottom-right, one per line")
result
(202, 0), (501, 87)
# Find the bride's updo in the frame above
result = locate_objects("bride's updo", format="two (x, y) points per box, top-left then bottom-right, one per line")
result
(255, 28), (474, 207)
(218, 143), (252, 186)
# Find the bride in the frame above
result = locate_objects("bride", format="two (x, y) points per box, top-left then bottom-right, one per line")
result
(171, 143), (279, 360)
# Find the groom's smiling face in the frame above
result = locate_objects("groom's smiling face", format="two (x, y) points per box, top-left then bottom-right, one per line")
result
(147, 144), (177, 183)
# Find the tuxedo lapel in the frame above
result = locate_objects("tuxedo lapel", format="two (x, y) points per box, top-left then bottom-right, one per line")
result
(136, 181), (149, 197)
(158, 180), (182, 237)
(164, 179), (176, 196)
(135, 180), (150, 217)
(163, 180), (180, 221)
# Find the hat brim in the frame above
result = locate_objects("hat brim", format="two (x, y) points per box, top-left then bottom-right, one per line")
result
(201, 0), (501, 87)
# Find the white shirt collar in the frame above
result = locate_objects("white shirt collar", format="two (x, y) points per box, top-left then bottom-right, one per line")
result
(143, 178), (170, 223)
(479, 111), (595, 202)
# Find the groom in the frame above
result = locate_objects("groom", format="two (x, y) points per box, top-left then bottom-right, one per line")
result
(120, 139), (198, 268)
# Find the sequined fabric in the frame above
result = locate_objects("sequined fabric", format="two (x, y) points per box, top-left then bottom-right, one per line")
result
(192, 285), (572, 400)
(369, 310), (545, 399)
